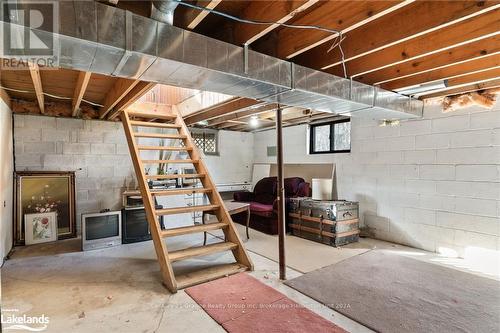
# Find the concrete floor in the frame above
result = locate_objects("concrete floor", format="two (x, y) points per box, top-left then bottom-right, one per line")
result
(1, 227), (497, 333)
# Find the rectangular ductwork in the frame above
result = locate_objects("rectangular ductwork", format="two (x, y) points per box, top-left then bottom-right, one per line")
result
(1, 0), (423, 119)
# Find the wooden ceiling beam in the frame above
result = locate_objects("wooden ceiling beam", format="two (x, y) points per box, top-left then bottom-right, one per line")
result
(358, 35), (500, 86)
(326, 9), (500, 78)
(184, 97), (260, 125)
(444, 67), (500, 88)
(382, 55), (500, 91)
(72, 71), (91, 117)
(419, 78), (500, 99)
(216, 120), (247, 130)
(99, 78), (141, 119)
(233, 0), (319, 46)
(207, 103), (278, 126)
(255, 0), (409, 59)
(28, 63), (44, 114)
(176, 0), (223, 30)
(294, 1), (498, 71)
(108, 82), (157, 119)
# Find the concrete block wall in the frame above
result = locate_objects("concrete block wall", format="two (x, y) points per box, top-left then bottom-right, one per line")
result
(254, 101), (500, 258)
(13, 115), (135, 232)
(13, 115), (255, 233)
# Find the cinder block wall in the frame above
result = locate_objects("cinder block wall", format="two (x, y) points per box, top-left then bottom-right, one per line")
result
(13, 115), (255, 234)
(254, 102), (500, 258)
(13, 115), (135, 232)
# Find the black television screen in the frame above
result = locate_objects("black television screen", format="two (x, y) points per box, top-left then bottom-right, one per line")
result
(85, 215), (119, 240)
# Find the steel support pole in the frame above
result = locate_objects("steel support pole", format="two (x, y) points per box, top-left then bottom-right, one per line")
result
(276, 105), (286, 280)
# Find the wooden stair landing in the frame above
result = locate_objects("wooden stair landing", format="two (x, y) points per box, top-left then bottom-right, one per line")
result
(120, 109), (253, 293)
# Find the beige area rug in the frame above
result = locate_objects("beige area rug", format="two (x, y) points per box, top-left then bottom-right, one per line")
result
(285, 250), (500, 333)
(209, 223), (370, 273)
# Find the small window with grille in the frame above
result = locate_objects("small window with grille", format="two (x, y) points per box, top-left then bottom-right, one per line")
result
(190, 129), (219, 155)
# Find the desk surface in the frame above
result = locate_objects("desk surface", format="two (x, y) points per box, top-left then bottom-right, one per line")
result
(223, 200), (250, 213)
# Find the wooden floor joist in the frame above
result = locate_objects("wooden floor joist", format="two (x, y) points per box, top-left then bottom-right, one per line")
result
(120, 109), (253, 293)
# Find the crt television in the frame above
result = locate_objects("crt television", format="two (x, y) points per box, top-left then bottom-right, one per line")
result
(81, 211), (122, 251)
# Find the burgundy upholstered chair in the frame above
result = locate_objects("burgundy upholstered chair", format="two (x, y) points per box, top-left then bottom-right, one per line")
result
(232, 176), (310, 235)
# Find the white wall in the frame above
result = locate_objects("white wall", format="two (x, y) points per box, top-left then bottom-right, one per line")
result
(204, 131), (254, 184)
(254, 102), (500, 259)
(0, 94), (14, 263)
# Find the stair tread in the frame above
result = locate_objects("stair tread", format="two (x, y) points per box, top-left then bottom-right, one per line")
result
(156, 204), (219, 216)
(133, 132), (186, 139)
(130, 120), (180, 128)
(162, 223), (227, 238)
(128, 112), (177, 120)
(142, 159), (199, 164)
(126, 188), (211, 196)
(137, 146), (192, 151)
(169, 242), (238, 262)
(146, 173), (205, 180)
(176, 263), (248, 289)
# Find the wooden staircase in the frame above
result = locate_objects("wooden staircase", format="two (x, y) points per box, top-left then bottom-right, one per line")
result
(121, 110), (253, 293)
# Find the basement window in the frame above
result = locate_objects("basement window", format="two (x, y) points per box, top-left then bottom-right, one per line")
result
(309, 119), (351, 154)
(190, 128), (219, 155)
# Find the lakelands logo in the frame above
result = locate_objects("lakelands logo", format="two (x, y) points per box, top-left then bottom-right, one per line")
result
(1, 0), (59, 68)
(1, 309), (50, 331)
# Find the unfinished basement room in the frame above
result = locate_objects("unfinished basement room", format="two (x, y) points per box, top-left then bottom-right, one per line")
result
(0, 0), (499, 332)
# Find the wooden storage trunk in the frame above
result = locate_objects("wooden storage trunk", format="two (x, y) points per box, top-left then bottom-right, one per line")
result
(288, 198), (360, 246)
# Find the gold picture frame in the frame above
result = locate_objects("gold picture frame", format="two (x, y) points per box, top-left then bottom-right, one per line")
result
(14, 171), (76, 245)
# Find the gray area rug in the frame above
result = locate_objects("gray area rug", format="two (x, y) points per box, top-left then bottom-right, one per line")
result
(285, 250), (500, 333)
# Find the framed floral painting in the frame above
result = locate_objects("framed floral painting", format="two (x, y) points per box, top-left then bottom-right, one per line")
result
(24, 212), (57, 245)
(14, 172), (76, 245)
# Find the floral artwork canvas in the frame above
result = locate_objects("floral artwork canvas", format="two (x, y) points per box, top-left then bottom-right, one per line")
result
(15, 172), (76, 245)
(25, 212), (57, 245)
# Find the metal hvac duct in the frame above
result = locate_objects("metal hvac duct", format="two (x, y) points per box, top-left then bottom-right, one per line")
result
(0, 0), (423, 119)
(151, 0), (180, 25)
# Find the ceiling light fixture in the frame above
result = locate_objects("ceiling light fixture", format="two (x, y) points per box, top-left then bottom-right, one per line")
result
(249, 116), (259, 127)
(395, 80), (448, 96)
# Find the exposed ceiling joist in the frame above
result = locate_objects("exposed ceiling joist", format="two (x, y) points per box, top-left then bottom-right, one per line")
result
(327, 9), (500, 78)
(415, 70), (500, 99)
(383, 56), (500, 91)
(72, 71), (91, 117)
(109, 82), (157, 119)
(295, 1), (498, 71)
(28, 63), (44, 114)
(218, 120), (247, 128)
(420, 78), (500, 99)
(208, 103), (278, 126)
(177, 0), (223, 30)
(99, 79), (141, 119)
(359, 35), (500, 86)
(444, 67), (500, 87)
(233, 0), (319, 46)
(258, 0), (411, 59)
(184, 97), (260, 125)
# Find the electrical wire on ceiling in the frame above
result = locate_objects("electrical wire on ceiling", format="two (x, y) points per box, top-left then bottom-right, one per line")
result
(0, 85), (104, 107)
(175, 0), (348, 78)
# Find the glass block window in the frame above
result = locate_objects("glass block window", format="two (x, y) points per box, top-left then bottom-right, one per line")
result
(190, 129), (219, 155)
(310, 119), (351, 154)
